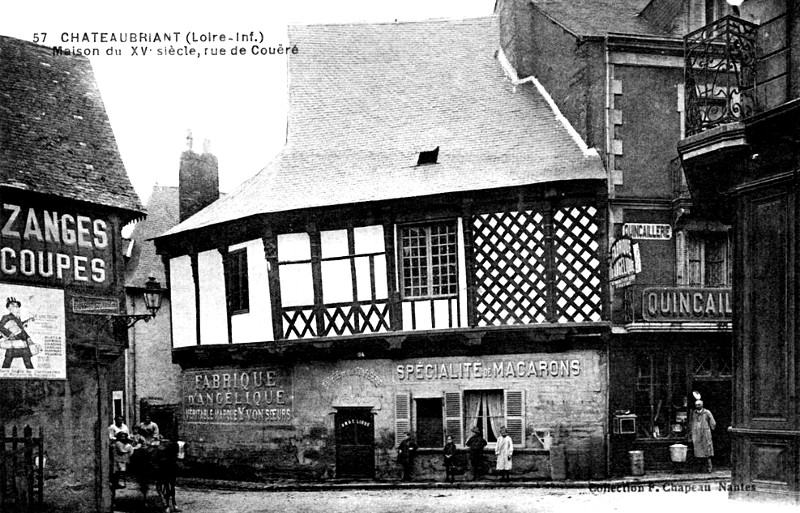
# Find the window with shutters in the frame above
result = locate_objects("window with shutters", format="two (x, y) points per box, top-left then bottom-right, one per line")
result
(683, 232), (731, 287)
(463, 389), (525, 447)
(415, 398), (443, 448)
(395, 389), (524, 448)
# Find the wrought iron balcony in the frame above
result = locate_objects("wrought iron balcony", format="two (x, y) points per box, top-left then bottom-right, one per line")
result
(684, 15), (758, 136)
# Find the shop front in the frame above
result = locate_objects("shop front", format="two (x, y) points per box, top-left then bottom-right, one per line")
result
(610, 287), (733, 474)
(177, 347), (609, 481)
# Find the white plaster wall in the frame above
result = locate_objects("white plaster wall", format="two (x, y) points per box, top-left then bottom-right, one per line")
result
(170, 255), (196, 348)
(230, 239), (273, 344)
(198, 249), (228, 345)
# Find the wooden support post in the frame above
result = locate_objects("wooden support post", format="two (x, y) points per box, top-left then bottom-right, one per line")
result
(262, 233), (284, 340)
(543, 202), (558, 323)
(190, 253), (201, 345)
(24, 425), (33, 507)
(0, 424), (6, 507)
(461, 205), (478, 328)
(309, 226), (324, 336)
(382, 221), (401, 331)
(10, 426), (18, 506)
(37, 426), (43, 506)
(218, 247), (233, 344)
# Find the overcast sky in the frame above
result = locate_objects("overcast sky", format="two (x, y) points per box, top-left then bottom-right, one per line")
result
(4, 0), (494, 204)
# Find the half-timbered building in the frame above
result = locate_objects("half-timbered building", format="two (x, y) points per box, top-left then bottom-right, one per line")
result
(154, 17), (610, 481)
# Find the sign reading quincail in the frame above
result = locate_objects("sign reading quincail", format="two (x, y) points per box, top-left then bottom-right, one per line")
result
(643, 288), (732, 322)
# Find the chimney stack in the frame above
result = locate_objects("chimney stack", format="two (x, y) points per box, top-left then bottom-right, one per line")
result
(179, 130), (219, 222)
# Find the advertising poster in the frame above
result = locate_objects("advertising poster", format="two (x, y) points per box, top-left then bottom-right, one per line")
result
(0, 284), (66, 379)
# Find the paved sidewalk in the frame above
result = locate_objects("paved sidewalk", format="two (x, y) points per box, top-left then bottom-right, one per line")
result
(177, 469), (732, 492)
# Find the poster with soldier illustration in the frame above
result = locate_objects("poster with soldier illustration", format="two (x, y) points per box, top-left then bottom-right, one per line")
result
(0, 284), (66, 380)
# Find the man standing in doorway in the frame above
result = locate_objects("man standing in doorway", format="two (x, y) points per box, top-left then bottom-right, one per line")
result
(689, 399), (716, 472)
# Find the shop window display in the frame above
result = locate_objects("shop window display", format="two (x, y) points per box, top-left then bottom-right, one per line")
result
(634, 354), (689, 438)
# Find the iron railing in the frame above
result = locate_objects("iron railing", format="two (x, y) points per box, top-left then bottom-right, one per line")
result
(0, 425), (44, 512)
(684, 15), (759, 136)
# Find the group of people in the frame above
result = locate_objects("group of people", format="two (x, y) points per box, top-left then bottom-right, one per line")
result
(108, 414), (161, 489)
(397, 425), (514, 483)
(397, 399), (717, 482)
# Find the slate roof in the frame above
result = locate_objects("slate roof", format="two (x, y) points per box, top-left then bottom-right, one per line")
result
(0, 36), (144, 217)
(162, 16), (605, 238)
(126, 186), (178, 287)
(531, 0), (670, 37)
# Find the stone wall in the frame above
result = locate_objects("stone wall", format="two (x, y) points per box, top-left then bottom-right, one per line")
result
(177, 349), (608, 481)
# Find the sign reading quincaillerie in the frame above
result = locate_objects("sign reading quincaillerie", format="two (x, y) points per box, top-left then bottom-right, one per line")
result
(622, 223), (672, 240)
(183, 368), (292, 424)
(642, 287), (732, 322)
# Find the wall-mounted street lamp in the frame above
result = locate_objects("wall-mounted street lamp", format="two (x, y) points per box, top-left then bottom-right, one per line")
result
(117, 276), (164, 328)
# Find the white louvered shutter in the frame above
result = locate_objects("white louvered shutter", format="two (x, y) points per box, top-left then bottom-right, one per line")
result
(444, 391), (463, 446)
(395, 392), (411, 447)
(505, 390), (525, 447)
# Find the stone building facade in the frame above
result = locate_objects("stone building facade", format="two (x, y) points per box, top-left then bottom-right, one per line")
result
(0, 35), (144, 511)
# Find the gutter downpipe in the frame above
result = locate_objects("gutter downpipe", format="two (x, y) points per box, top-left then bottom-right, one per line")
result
(604, 34), (613, 479)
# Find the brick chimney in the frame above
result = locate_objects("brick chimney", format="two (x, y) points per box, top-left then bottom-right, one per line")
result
(179, 130), (219, 222)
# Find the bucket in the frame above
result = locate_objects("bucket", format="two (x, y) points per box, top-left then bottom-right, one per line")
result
(629, 450), (644, 476)
(669, 444), (688, 463)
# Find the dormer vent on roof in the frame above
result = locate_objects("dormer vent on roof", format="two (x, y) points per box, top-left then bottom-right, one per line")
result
(417, 146), (439, 166)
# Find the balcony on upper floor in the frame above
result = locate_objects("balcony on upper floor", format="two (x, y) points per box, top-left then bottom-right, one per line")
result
(678, 10), (793, 219)
(684, 15), (761, 136)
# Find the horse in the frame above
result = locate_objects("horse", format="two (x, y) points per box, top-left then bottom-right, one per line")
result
(126, 439), (180, 512)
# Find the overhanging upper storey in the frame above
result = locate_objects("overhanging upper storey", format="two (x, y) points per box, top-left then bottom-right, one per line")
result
(153, 17), (610, 362)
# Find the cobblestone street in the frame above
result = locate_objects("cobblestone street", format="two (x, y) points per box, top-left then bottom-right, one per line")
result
(113, 483), (796, 513)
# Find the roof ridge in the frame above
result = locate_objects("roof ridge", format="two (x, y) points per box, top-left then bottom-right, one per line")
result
(288, 15), (496, 30)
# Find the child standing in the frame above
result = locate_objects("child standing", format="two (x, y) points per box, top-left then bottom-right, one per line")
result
(112, 432), (134, 489)
(443, 435), (457, 483)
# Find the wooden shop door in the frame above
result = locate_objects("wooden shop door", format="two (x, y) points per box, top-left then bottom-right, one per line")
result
(335, 408), (375, 478)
